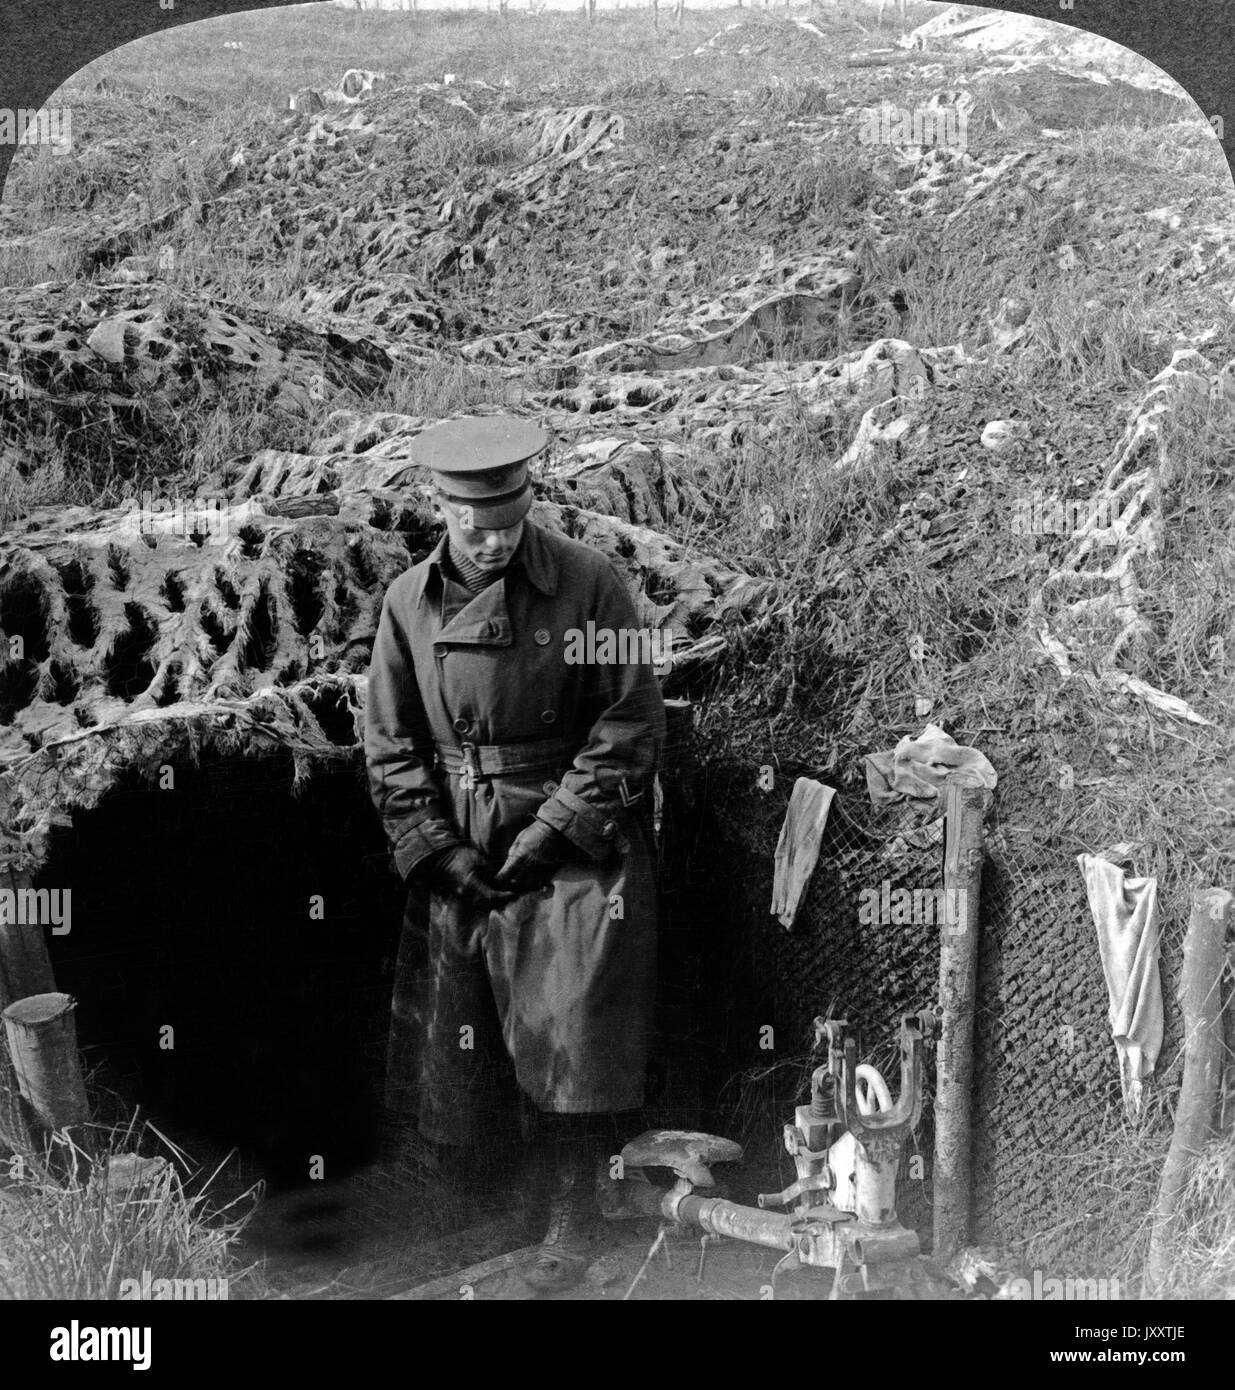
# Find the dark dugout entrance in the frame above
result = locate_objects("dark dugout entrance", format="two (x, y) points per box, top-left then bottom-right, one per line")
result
(42, 754), (404, 1190)
(34, 733), (720, 1208)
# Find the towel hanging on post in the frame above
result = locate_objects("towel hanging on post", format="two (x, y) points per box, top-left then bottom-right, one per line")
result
(864, 723), (997, 809)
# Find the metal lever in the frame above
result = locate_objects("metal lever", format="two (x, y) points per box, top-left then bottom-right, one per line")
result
(756, 1172), (832, 1210)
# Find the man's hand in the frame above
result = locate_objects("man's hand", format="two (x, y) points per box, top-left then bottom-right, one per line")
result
(413, 843), (513, 910)
(494, 821), (574, 894)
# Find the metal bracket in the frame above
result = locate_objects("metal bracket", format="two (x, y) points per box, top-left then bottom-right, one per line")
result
(757, 1171), (832, 1210)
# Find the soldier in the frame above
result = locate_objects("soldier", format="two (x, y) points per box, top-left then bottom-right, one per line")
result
(364, 416), (665, 1292)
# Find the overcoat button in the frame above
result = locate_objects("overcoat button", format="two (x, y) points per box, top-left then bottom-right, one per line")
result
(434, 644), (446, 657)
(602, 821), (617, 838)
(543, 781), (559, 796)
(534, 629), (551, 645)
(540, 709), (557, 724)
(453, 718), (470, 733)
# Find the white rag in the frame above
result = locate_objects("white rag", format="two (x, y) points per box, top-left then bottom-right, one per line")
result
(1077, 853), (1163, 1116)
(864, 723), (998, 808)
(770, 778), (836, 930)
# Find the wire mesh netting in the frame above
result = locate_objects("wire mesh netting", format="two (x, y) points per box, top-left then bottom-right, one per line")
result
(0, 706), (1207, 1270)
(686, 756), (1196, 1258)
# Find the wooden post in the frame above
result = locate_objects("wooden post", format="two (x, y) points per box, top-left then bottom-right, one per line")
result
(932, 778), (989, 1262)
(0, 869), (58, 1000)
(391, 1244), (545, 1300)
(3, 993), (89, 1133)
(1144, 888), (1231, 1293)
(0, 867), (58, 1155)
(674, 0), (683, 25)
(661, 697), (693, 769)
(1222, 938), (1235, 1135)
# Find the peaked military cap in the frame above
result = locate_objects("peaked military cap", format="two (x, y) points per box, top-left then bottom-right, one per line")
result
(408, 416), (549, 528)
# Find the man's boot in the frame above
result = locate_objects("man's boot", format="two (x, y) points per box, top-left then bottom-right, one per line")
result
(522, 1139), (597, 1294)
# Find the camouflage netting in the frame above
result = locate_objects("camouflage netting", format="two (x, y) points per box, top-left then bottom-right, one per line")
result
(0, 438), (770, 868)
(1, 21), (1231, 1259)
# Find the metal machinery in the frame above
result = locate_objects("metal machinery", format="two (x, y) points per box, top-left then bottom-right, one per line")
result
(617, 1009), (937, 1298)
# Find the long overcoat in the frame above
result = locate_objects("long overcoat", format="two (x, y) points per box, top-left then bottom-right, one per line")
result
(364, 518), (665, 1145)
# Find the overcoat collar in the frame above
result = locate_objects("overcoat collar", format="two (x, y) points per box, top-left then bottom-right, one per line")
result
(414, 520), (559, 644)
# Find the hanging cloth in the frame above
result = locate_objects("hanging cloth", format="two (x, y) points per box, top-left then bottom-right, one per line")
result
(771, 778), (836, 930)
(1077, 852), (1164, 1116)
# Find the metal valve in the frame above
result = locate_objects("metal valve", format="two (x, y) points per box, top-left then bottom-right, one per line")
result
(615, 1006), (937, 1298)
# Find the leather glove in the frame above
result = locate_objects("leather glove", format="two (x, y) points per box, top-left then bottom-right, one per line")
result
(494, 820), (574, 894)
(412, 843), (513, 910)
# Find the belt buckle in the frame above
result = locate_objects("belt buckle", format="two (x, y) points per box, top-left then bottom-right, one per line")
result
(460, 742), (480, 791)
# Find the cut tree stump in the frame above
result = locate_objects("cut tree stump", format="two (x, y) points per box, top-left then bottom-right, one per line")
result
(2, 992), (90, 1134)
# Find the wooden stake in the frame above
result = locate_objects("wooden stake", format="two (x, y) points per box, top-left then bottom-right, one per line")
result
(0, 869), (57, 1002)
(390, 1244), (545, 1300)
(932, 778), (989, 1262)
(2, 992), (89, 1133)
(1144, 888), (1231, 1293)
(1221, 940), (1235, 1136)
(0, 867), (58, 1155)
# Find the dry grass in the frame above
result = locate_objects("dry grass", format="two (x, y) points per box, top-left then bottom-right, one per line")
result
(1156, 1132), (1235, 1298)
(1016, 1076), (1235, 1300)
(0, 1118), (260, 1300)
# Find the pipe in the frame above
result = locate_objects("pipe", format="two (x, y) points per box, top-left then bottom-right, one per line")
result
(678, 1195), (796, 1251)
(622, 1181), (795, 1251)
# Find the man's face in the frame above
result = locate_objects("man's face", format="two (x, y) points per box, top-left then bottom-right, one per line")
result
(438, 495), (524, 571)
